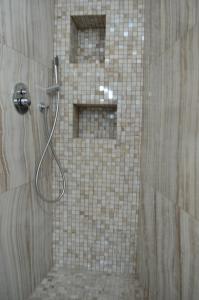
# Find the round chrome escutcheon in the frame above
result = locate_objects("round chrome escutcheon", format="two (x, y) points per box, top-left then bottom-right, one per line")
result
(13, 82), (31, 114)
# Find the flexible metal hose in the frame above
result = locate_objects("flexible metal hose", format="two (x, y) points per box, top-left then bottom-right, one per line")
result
(35, 57), (66, 203)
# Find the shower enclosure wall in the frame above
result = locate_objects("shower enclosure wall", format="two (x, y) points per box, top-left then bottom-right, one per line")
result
(53, 0), (144, 274)
(0, 0), (54, 299)
(138, 0), (199, 299)
(2, 0), (199, 299)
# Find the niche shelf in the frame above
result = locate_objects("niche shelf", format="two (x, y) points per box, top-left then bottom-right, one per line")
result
(73, 104), (117, 139)
(70, 15), (106, 64)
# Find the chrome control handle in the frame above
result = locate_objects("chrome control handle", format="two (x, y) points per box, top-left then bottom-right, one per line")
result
(13, 83), (31, 114)
(17, 89), (27, 95)
(13, 98), (31, 107)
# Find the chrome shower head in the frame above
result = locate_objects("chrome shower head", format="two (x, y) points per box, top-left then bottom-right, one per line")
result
(54, 56), (59, 68)
(53, 56), (59, 85)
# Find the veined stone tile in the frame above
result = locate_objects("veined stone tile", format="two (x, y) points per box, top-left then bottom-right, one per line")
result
(178, 23), (199, 220)
(0, 180), (52, 300)
(0, 44), (52, 193)
(179, 0), (199, 38)
(0, 4), (3, 44)
(156, 192), (180, 300)
(0, 2), (54, 299)
(180, 209), (199, 300)
(156, 40), (181, 204)
(137, 185), (157, 300)
(0, 0), (54, 67)
(146, 0), (199, 63)
(139, 1), (199, 299)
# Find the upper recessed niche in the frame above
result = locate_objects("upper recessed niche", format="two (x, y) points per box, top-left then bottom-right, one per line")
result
(70, 15), (106, 64)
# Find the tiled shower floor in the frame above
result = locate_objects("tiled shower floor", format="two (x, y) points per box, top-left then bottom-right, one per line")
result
(29, 266), (146, 300)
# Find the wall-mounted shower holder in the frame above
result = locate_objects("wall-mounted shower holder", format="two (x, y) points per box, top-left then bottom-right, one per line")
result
(13, 82), (31, 114)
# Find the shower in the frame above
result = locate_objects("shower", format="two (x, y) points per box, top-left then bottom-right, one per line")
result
(35, 56), (66, 203)
(2, 0), (199, 299)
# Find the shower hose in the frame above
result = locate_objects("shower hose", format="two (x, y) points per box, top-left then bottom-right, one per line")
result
(35, 57), (66, 203)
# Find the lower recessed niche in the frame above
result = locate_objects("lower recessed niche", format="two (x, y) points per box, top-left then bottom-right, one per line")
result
(73, 104), (117, 139)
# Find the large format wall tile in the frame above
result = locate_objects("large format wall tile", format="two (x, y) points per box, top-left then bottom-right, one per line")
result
(139, 0), (199, 299)
(179, 0), (199, 37)
(137, 185), (157, 300)
(0, 45), (33, 192)
(141, 39), (181, 204)
(0, 44), (52, 193)
(156, 193), (180, 300)
(178, 23), (199, 220)
(180, 209), (199, 300)
(156, 41), (181, 204)
(137, 188), (181, 300)
(0, 0), (54, 67)
(0, 5), (3, 44)
(0, 180), (52, 300)
(141, 59), (161, 188)
(0, 1), (54, 299)
(146, 0), (199, 63)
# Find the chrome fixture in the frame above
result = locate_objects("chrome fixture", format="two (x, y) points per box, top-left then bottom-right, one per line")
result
(38, 103), (49, 112)
(13, 83), (31, 114)
(35, 56), (66, 204)
(46, 84), (60, 95)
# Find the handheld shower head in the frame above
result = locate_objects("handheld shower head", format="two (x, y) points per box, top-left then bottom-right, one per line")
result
(54, 56), (59, 67)
(36, 54), (66, 204)
(45, 56), (60, 95)
(53, 56), (59, 84)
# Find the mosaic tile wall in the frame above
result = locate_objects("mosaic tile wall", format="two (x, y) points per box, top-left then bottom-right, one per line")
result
(53, 0), (144, 274)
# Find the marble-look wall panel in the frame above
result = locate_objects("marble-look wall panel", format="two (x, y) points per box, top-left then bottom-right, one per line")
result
(143, 0), (161, 62)
(138, 0), (199, 299)
(0, 0), (54, 67)
(145, 0), (199, 63)
(156, 41), (181, 204)
(0, 44), (52, 193)
(136, 185), (157, 300)
(137, 187), (181, 300)
(143, 17), (199, 219)
(0, 180), (52, 300)
(141, 58), (161, 188)
(156, 193), (180, 300)
(178, 23), (199, 219)
(180, 209), (199, 300)
(0, 45), (34, 192)
(142, 41), (180, 201)
(0, 1), (54, 299)
(0, 7), (3, 44)
(179, 0), (198, 37)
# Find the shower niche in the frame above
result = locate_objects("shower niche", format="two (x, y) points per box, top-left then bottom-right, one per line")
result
(70, 15), (106, 64)
(73, 104), (117, 139)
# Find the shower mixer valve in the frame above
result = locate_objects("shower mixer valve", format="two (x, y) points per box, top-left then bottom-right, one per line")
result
(13, 82), (31, 114)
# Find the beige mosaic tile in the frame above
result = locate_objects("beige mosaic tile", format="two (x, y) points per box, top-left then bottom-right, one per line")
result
(29, 265), (146, 300)
(53, 0), (144, 274)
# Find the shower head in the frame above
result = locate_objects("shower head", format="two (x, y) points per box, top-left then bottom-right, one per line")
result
(53, 56), (59, 84)
(54, 56), (59, 68)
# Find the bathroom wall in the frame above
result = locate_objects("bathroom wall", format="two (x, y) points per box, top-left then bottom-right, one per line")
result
(53, 0), (144, 273)
(0, 1), (54, 299)
(137, 0), (199, 299)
